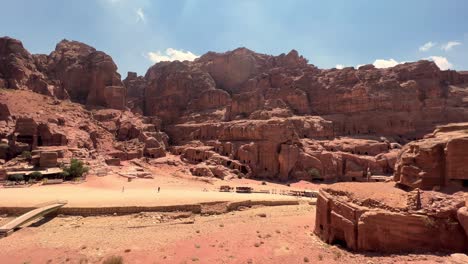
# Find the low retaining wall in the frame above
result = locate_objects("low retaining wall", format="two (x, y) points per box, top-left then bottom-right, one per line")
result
(0, 199), (300, 217)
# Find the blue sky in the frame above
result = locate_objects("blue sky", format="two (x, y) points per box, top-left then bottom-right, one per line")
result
(1, 0), (467, 76)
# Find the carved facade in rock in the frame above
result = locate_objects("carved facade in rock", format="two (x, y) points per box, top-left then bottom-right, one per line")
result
(315, 183), (468, 252)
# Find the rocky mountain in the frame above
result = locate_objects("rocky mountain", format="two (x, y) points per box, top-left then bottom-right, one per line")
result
(2, 36), (468, 185)
(125, 46), (468, 183)
(0, 37), (125, 109)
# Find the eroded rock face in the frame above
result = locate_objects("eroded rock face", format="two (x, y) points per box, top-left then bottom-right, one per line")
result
(314, 183), (468, 253)
(0, 37), (62, 97)
(47, 40), (125, 108)
(123, 72), (146, 114)
(394, 123), (468, 189)
(144, 61), (217, 124)
(0, 90), (167, 164)
(123, 46), (468, 182)
(0, 37), (125, 109)
(3, 36), (468, 183)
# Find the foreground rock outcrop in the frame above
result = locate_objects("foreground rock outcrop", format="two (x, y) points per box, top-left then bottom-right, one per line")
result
(314, 182), (467, 253)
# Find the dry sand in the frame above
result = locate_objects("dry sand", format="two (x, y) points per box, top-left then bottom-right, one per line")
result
(0, 204), (452, 264)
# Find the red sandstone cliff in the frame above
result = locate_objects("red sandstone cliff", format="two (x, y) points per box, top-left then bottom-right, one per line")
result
(0, 37), (125, 109)
(124, 47), (468, 182)
(2, 36), (468, 183)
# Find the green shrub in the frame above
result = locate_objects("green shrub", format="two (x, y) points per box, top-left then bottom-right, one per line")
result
(8, 174), (24, 182)
(21, 151), (32, 160)
(307, 168), (321, 179)
(61, 159), (89, 181)
(29, 171), (43, 181)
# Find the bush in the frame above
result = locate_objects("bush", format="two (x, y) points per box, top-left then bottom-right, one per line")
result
(307, 168), (321, 179)
(29, 171), (43, 181)
(61, 159), (89, 181)
(8, 174), (24, 182)
(21, 151), (32, 160)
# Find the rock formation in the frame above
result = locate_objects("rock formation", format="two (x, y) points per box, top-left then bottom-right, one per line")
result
(314, 182), (467, 253)
(394, 123), (468, 189)
(2, 36), (468, 183)
(126, 47), (468, 182)
(0, 37), (125, 109)
(0, 90), (167, 169)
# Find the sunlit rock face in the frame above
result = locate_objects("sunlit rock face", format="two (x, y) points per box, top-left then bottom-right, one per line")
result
(134, 46), (468, 182)
(0, 37), (125, 109)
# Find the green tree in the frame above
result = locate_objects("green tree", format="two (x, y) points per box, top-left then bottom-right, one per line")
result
(8, 174), (24, 182)
(61, 159), (89, 181)
(29, 171), (43, 181)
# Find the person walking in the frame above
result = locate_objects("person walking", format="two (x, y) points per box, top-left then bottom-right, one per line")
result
(122, 186), (125, 193)
(158, 186), (160, 193)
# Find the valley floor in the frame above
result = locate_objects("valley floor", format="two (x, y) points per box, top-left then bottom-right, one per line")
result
(0, 158), (462, 263)
(0, 204), (455, 264)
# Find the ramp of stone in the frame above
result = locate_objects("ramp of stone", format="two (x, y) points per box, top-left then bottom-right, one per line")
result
(0, 201), (67, 237)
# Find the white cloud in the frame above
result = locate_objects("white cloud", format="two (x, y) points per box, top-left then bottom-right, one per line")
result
(335, 64), (344, 69)
(136, 8), (145, 22)
(373, 59), (400, 68)
(419, 41), (436, 52)
(147, 48), (199, 63)
(441, 41), (461, 51)
(427, 56), (453, 70)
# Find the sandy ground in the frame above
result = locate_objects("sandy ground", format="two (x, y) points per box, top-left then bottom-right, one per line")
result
(0, 158), (319, 208)
(0, 160), (460, 263)
(0, 175), (303, 208)
(0, 204), (454, 264)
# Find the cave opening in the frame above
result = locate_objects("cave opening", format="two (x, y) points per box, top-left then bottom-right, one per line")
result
(331, 237), (348, 248)
(37, 136), (43, 146)
(463, 180), (468, 188)
(240, 166), (248, 174)
(16, 135), (34, 145)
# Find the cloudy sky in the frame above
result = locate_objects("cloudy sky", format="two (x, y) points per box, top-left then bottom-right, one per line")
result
(1, 0), (467, 75)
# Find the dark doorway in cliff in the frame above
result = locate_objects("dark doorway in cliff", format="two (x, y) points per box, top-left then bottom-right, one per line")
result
(331, 236), (347, 248)
(463, 180), (468, 188)
(37, 136), (43, 146)
(240, 166), (248, 174)
(17, 135), (34, 145)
